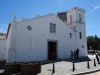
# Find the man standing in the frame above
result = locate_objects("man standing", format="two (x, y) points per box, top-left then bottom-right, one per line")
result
(95, 53), (100, 64)
(76, 48), (79, 59)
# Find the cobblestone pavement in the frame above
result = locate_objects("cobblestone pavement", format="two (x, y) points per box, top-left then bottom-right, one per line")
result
(37, 55), (100, 75)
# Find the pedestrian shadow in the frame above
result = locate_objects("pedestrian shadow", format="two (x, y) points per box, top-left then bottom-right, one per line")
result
(63, 56), (91, 63)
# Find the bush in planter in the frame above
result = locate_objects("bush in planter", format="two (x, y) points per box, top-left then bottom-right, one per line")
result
(20, 62), (41, 75)
(4, 63), (20, 74)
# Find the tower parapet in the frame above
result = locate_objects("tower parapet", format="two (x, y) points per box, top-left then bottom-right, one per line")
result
(67, 7), (85, 14)
(67, 7), (85, 25)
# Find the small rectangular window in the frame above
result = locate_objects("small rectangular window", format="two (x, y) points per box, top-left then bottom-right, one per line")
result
(69, 33), (72, 38)
(50, 23), (56, 33)
(82, 45), (84, 48)
(79, 32), (82, 39)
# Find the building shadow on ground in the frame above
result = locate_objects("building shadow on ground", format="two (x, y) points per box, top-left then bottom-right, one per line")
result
(41, 56), (91, 65)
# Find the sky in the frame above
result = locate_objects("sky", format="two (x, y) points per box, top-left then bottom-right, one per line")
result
(0, 0), (100, 37)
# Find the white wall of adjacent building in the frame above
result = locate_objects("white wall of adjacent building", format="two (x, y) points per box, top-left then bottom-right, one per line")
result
(0, 39), (6, 60)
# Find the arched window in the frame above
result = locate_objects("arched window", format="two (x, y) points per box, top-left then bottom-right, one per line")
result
(79, 14), (82, 23)
(70, 15), (72, 24)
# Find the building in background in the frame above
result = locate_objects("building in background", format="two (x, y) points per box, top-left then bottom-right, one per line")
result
(0, 33), (6, 60)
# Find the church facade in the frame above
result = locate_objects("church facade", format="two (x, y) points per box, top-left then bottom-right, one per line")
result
(4, 7), (87, 62)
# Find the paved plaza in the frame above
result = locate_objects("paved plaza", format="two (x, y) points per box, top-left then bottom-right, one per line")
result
(38, 55), (100, 75)
(0, 55), (100, 75)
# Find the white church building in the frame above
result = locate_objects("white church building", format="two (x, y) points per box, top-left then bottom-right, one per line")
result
(0, 7), (88, 62)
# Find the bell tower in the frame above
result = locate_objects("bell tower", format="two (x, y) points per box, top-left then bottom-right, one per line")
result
(67, 7), (87, 57)
(67, 7), (85, 26)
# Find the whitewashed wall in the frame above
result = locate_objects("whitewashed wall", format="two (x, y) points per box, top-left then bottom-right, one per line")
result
(6, 22), (17, 62)
(7, 15), (74, 62)
(0, 39), (6, 60)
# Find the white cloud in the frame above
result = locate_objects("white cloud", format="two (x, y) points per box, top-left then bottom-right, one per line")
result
(92, 5), (100, 12)
(94, 5), (100, 10)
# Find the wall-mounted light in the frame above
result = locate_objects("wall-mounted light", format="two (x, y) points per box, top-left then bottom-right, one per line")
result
(27, 26), (32, 30)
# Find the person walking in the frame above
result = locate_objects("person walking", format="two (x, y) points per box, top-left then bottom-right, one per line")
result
(95, 53), (100, 64)
(76, 48), (79, 59)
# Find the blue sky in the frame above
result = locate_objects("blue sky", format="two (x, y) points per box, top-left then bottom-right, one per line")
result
(0, 0), (100, 37)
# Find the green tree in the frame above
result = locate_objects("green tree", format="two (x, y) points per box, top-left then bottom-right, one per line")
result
(87, 35), (100, 51)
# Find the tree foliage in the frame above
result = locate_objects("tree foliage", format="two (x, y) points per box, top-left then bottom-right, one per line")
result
(87, 35), (100, 51)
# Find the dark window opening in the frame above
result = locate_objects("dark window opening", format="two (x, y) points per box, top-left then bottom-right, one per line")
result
(82, 45), (84, 48)
(69, 33), (72, 38)
(79, 14), (82, 23)
(79, 32), (82, 39)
